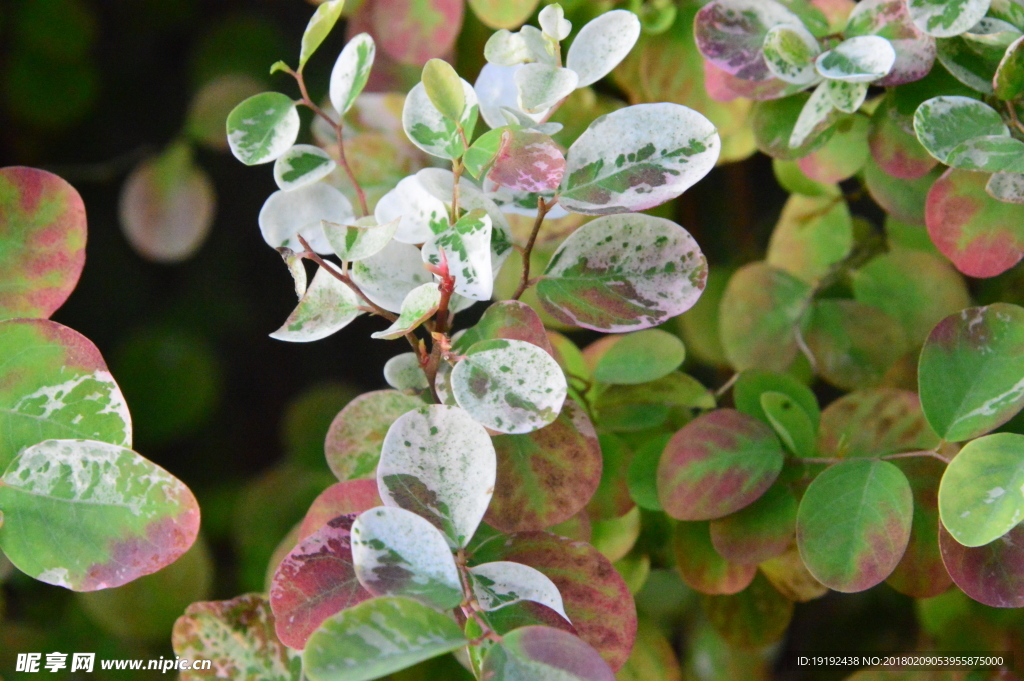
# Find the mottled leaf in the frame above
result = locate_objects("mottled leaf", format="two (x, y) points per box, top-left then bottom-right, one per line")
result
(565, 9), (642, 88)
(469, 561), (567, 618)
(825, 79), (869, 114)
(226, 92), (301, 165)
(939, 522), (1024, 607)
(537, 214), (708, 332)
(351, 240), (434, 313)
(468, 0), (540, 30)
(658, 409), (785, 521)
(709, 482), (797, 564)
(558, 103), (720, 215)
(913, 96), (1008, 164)
(987, 171), (1024, 204)
(919, 304), (1024, 441)
(370, 0), (464, 67)
(273, 145), (336, 192)
(0, 166), (86, 320)
(270, 514), (371, 650)
(483, 625), (615, 680)
(0, 439), (199, 591)
(453, 300), (554, 357)
(378, 404), (496, 547)
(796, 459), (913, 592)
(701, 573), (794, 649)
(766, 193), (853, 284)
(402, 78), (479, 160)
(384, 353), (429, 392)
(789, 82), (836, 148)
(485, 401), (601, 533)
(270, 266), (363, 342)
(763, 23), (821, 85)
(302, 596), (468, 681)
(324, 216), (399, 263)
(804, 299), (908, 391)
(370, 283), (440, 340)
(373, 174), (449, 245)
(719, 262), (813, 372)
(172, 593), (301, 681)
(422, 210), (493, 301)
(330, 33), (376, 116)
(298, 480), (383, 538)
(452, 338), (567, 434)
(325, 390), (425, 481)
(946, 135), (1024, 173)
(907, 0), (992, 37)
(817, 388), (939, 458)
(694, 0), (806, 80)
(994, 34), (1024, 99)
(299, 0), (344, 69)
(351, 506), (462, 609)
(259, 182), (354, 253)
(672, 520), (756, 595)
(0, 318), (131, 471)
(844, 0), (937, 86)
(487, 129), (565, 193)
(592, 329), (685, 385)
(886, 457), (953, 598)
(814, 35), (896, 82)
(868, 92), (938, 180)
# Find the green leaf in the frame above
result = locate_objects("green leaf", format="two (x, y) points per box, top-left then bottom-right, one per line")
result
(804, 299), (908, 391)
(907, 0), (992, 37)
(919, 304), (1024, 441)
(273, 144), (337, 192)
(760, 391), (816, 457)
(463, 126), (512, 180)
(482, 625), (616, 680)
(701, 573), (794, 649)
(886, 457), (952, 598)
(325, 390), (425, 481)
(421, 58), (466, 121)
(351, 506), (463, 609)
(537, 214), (707, 332)
(709, 482), (797, 565)
(751, 94), (838, 160)
(868, 92), (938, 180)
(733, 369), (820, 432)
(592, 330), (685, 385)
(796, 459), (913, 592)
(172, 593), (302, 681)
(270, 266), (364, 343)
(402, 78), (479, 160)
(938, 433), (1024, 547)
(593, 372), (715, 432)
(330, 33), (376, 116)
(0, 439), (199, 591)
(938, 522), (1024, 607)
(486, 401), (601, 532)
(719, 262), (813, 373)
(468, 0), (541, 29)
(945, 135), (1024, 173)
(587, 434), (636, 522)
(451, 338), (567, 434)
(763, 23), (820, 85)
(378, 405), (495, 547)
(299, 0), (344, 69)
(468, 561), (567, 618)
(324, 216), (400, 263)
(826, 80), (869, 113)
(798, 114), (871, 183)
(226, 92), (301, 165)
(814, 35), (896, 82)
(374, 175), (449, 245)
(864, 156), (942, 226)
(766, 193), (853, 285)
(913, 96), (1008, 164)
(658, 409), (785, 521)
(0, 319), (131, 471)
(422, 209), (493, 301)
(0, 167), (86, 320)
(302, 596), (468, 681)
(995, 35), (1024, 99)
(818, 388), (939, 458)
(627, 434), (672, 512)
(558, 103), (720, 215)
(270, 60), (290, 75)
(672, 520), (756, 595)
(565, 9), (642, 88)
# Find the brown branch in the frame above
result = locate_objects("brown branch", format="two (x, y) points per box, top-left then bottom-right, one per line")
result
(511, 197), (551, 300)
(296, 236), (396, 321)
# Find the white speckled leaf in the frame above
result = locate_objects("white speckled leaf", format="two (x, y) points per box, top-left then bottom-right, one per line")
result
(913, 96), (1009, 163)
(302, 596), (467, 681)
(815, 35), (896, 82)
(988, 172), (1024, 204)
(374, 175), (450, 245)
(475, 63), (551, 130)
(377, 404), (496, 547)
(515, 63), (578, 114)
(271, 266), (363, 342)
(566, 9), (640, 87)
(402, 80), (479, 160)
(789, 81), (835, 148)
(945, 135), (1024, 173)
(826, 80), (869, 113)
(844, 0), (937, 87)
(908, 0), (992, 37)
(451, 338), (567, 434)
(537, 213), (708, 332)
(351, 240), (433, 313)
(0, 439), (199, 591)
(371, 283), (441, 340)
(324, 216), (399, 262)
(422, 210), (493, 301)
(351, 506), (462, 609)
(273, 145), (336, 192)
(330, 33), (376, 116)
(468, 560), (568, 618)
(384, 353), (429, 391)
(763, 24), (821, 85)
(227, 92), (300, 166)
(259, 182), (354, 254)
(559, 103), (720, 215)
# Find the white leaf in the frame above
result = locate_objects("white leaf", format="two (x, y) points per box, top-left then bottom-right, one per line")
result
(374, 175), (450, 244)
(515, 63), (579, 114)
(475, 64), (550, 130)
(323, 216), (400, 262)
(565, 9), (641, 87)
(272, 144), (337, 191)
(352, 240), (433, 313)
(908, 0), (992, 37)
(270, 265), (363, 342)
(815, 35), (897, 82)
(329, 33), (376, 116)
(378, 405), (496, 547)
(539, 4), (572, 41)
(451, 338), (567, 434)
(371, 283), (441, 340)
(422, 211), (494, 301)
(789, 81), (835, 148)
(988, 172), (1024, 204)
(468, 561), (568, 619)
(402, 80), (479, 160)
(258, 182), (354, 254)
(384, 353), (429, 391)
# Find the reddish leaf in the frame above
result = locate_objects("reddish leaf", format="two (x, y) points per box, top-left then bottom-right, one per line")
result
(370, 0), (464, 67)
(672, 520), (756, 595)
(886, 457), (952, 598)
(297, 480), (382, 539)
(864, 156), (941, 225)
(487, 130), (566, 193)
(868, 93), (938, 180)
(709, 482), (797, 565)
(454, 300), (555, 357)
(324, 390), (424, 481)
(939, 523), (1024, 608)
(701, 572), (794, 649)
(269, 514), (371, 650)
(818, 388), (939, 458)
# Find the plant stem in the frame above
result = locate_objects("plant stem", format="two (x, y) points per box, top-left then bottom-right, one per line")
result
(512, 197), (551, 300)
(451, 158), (464, 224)
(455, 549), (502, 644)
(715, 372), (739, 398)
(798, 449), (951, 465)
(296, 236), (396, 321)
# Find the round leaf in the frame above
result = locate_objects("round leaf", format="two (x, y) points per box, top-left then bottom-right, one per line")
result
(818, 388), (939, 458)
(814, 35), (897, 82)
(844, 0), (937, 86)
(351, 240), (434, 313)
(701, 573), (794, 649)
(273, 144), (336, 192)
(565, 9), (642, 88)
(373, 174), (449, 245)
(593, 329), (685, 385)
(329, 33), (376, 116)
(804, 299), (908, 391)
(515, 63), (579, 114)
(987, 171), (1024, 204)
(766, 193), (854, 285)
(482, 625), (616, 681)
(370, 0), (464, 67)
(325, 390), (425, 481)
(384, 353), (429, 392)
(323, 216), (399, 263)
(763, 24), (821, 85)
(907, 0), (992, 37)
(913, 96), (1008, 164)
(259, 182), (354, 253)
(709, 482), (797, 565)
(402, 79), (479, 160)
(886, 457), (953, 598)
(939, 522), (1024, 607)
(868, 93), (938, 180)
(298, 480), (383, 538)
(226, 92), (300, 166)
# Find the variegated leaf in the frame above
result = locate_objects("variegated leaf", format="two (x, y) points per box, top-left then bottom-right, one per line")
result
(402, 79), (479, 160)
(987, 171), (1024, 204)
(325, 390), (426, 481)
(370, 282), (441, 340)
(226, 92), (301, 166)
(273, 145), (337, 192)
(826, 80), (869, 113)
(487, 129), (565, 193)
(259, 182), (354, 254)
(373, 174), (449, 244)
(844, 0), (937, 86)
(763, 23), (821, 85)
(694, 0), (806, 81)
(323, 216), (399, 262)
(469, 560), (567, 617)
(384, 353), (429, 391)
(351, 240), (434, 313)
(475, 63), (550, 130)
(565, 9), (641, 87)
(913, 96), (1009, 164)
(789, 81), (835, 148)
(482, 625), (615, 681)
(270, 266), (363, 342)
(907, 0), (992, 37)
(945, 135), (1024, 173)
(299, 0), (344, 69)
(814, 35), (896, 82)
(515, 63), (579, 114)
(421, 209), (493, 301)
(330, 33), (376, 116)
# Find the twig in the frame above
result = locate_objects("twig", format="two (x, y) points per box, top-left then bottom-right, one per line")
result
(799, 450), (951, 466)
(715, 372), (739, 398)
(296, 236), (396, 321)
(512, 197), (551, 300)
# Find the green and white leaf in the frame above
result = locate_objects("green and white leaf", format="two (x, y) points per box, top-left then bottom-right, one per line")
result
(988, 171), (1024, 204)
(352, 240), (434, 313)
(402, 80), (479, 160)
(422, 209), (493, 301)
(468, 561), (567, 618)
(374, 175), (450, 245)
(908, 0), (992, 37)
(763, 23), (821, 86)
(789, 81), (835, 148)
(351, 506), (462, 609)
(815, 35), (896, 82)
(945, 135), (1024, 173)
(330, 33), (376, 116)
(226, 92), (301, 166)
(913, 96), (1009, 164)
(515, 63), (578, 114)
(371, 283), (441, 340)
(378, 405), (496, 547)
(452, 338), (567, 434)
(259, 182), (354, 254)
(565, 9), (641, 88)
(270, 266), (363, 342)
(299, 0), (344, 69)
(539, 4), (572, 41)
(384, 353), (429, 391)
(938, 433), (1024, 547)
(273, 145), (336, 192)
(422, 58), (466, 122)
(826, 80), (869, 114)
(302, 597), (468, 681)
(484, 25), (555, 67)
(324, 216), (399, 262)
(559, 103), (720, 215)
